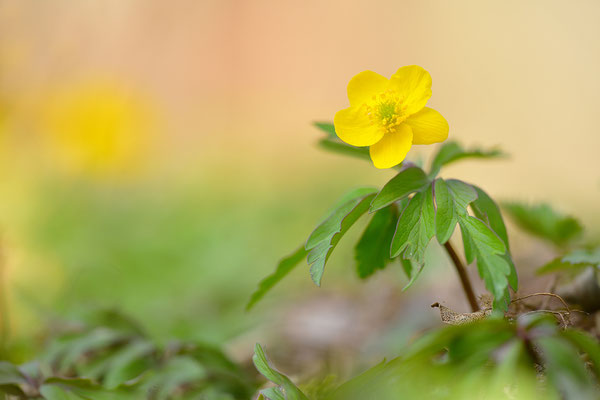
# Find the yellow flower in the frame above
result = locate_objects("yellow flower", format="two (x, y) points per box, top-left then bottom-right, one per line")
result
(41, 80), (156, 176)
(334, 66), (448, 169)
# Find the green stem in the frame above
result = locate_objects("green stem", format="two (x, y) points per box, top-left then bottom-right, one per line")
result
(444, 241), (480, 312)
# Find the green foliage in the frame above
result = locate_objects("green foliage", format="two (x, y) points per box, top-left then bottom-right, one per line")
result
(313, 122), (371, 162)
(254, 316), (600, 400)
(537, 336), (599, 399)
(433, 178), (515, 309)
(459, 216), (512, 309)
(247, 246), (309, 310)
(252, 344), (309, 400)
(317, 138), (371, 162)
(562, 247), (600, 266)
(391, 186), (435, 267)
(369, 166), (429, 212)
(312, 122), (336, 138)
(0, 312), (258, 399)
(433, 179), (477, 244)
(429, 141), (506, 178)
(538, 246), (600, 274)
(251, 134), (518, 310)
(354, 205), (398, 279)
(470, 186), (510, 248)
(305, 188), (378, 286)
(0, 362), (27, 397)
(503, 202), (583, 247)
(24, 175), (309, 346)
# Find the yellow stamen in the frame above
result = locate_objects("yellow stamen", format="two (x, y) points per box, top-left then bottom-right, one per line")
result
(364, 90), (408, 134)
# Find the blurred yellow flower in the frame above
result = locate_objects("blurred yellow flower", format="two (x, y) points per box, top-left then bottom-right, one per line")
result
(334, 66), (448, 169)
(41, 80), (155, 176)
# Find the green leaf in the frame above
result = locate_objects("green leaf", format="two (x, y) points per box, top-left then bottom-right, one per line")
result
(318, 138), (371, 162)
(401, 258), (425, 291)
(0, 362), (27, 386)
(561, 329), (600, 380)
(370, 167), (430, 212)
(313, 122), (336, 137)
(46, 328), (128, 375)
(259, 387), (286, 400)
(0, 361), (27, 397)
(429, 141), (506, 178)
(537, 336), (598, 400)
(306, 188), (377, 249)
(246, 246), (309, 310)
(391, 185), (435, 267)
(314, 121), (372, 163)
(252, 344), (309, 400)
(102, 339), (155, 389)
(537, 247), (600, 275)
(470, 186), (509, 248)
(502, 202), (583, 247)
(40, 377), (134, 400)
(306, 189), (378, 285)
(142, 356), (206, 400)
(313, 122), (407, 169)
(354, 205), (398, 279)
(562, 247), (600, 266)
(458, 216), (511, 310)
(470, 186), (517, 290)
(433, 179), (477, 244)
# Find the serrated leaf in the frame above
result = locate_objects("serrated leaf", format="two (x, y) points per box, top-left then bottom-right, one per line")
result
(313, 122), (336, 137)
(502, 202), (582, 247)
(247, 246), (309, 310)
(400, 257), (413, 279)
(370, 167), (430, 212)
(252, 344), (309, 400)
(354, 205), (398, 279)
(306, 188), (377, 249)
(459, 216), (511, 309)
(470, 186), (509, 249)
(470, 186), (517, 290)
(429, 141), (506, 178)
(306, 189), (377, 286)
(434, 179), (477, 244)
(391, 186), (435, 267)
(401, 258), (425, 291)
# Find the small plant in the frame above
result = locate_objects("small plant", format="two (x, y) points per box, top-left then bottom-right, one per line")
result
(0, 311), (258, 399)
(249, 66), (600, 399)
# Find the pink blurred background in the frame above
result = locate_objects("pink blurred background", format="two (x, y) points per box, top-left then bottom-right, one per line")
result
(1, 1), (599, 208)
(1, 0), (600, 351)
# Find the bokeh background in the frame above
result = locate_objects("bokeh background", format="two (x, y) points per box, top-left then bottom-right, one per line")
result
(1, 0), (599, 373)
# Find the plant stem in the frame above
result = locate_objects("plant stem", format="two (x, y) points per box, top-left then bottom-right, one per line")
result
(444, 241), (480, 312)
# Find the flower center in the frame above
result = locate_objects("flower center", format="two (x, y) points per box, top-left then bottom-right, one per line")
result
(365, 90), (407, 134)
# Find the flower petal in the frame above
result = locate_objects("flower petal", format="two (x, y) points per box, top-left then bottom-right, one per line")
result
(369, 124), (413, 169)
(347, 70), (389, 106)
(334, 106), (385, 147)
(405, 107), (449, 145)
(388, 66), (432, 115)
